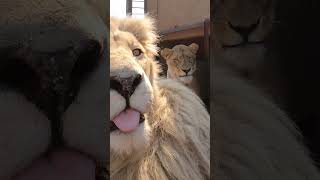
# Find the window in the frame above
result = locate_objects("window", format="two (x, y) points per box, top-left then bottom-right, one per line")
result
(110, 0), (145, 18)
(110, 0), (127, 17)
(131, 0), (145, 18)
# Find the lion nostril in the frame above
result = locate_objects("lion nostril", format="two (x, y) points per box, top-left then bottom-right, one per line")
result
(132, 74), (142, 90)
(110, 79), (123, 95)
(110, 74), (142, 99)
(183, 69), (191, 75)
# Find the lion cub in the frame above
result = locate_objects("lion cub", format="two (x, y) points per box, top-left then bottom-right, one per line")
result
(161, 43), (200, 95)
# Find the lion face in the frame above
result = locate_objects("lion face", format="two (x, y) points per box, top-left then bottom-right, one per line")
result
(213, 0), (275, 73)
(0, 1), (107, 179)
(161, 43), (199, 84)
(110, 17), (159, 155)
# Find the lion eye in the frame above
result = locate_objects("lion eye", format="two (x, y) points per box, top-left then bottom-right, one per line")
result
(132, 48), (143, 57)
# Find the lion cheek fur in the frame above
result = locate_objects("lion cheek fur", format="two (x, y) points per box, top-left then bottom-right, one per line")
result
(129, 75), (153, 112)
(62, 60), (108, 166)
(0, 93), (50, 179)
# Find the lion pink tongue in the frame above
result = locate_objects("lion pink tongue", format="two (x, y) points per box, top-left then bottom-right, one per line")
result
(113, 108), (140, 132)
(14, 150), (95, 180)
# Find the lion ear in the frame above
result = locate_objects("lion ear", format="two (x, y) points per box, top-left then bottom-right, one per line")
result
(189, 43), (199, 54)
(160, 48), (174, 60)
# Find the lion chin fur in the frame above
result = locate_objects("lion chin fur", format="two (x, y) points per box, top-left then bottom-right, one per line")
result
(110, 16), (210, 180)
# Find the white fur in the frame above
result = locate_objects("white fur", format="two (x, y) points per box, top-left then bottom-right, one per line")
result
(110, 121), (151, 155)
(110, 90), (126, 120)
(129, 73), (153, 113)
(177, 76), (193, 84)
(63, 59), (108, 166)
(213, 62), (320, 179)
(0, 92), (50, 180)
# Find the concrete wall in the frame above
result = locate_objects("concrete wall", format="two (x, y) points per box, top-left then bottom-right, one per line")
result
(146, 0), (209, 32)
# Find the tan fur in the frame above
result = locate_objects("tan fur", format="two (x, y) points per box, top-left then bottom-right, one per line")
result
(161, 43), (200, 95)
(110, 16), (210, 180)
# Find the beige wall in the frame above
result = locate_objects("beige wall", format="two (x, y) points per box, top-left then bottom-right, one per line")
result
(146, 0), (209, 32)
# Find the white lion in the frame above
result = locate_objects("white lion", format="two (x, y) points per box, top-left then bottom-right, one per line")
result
(110, 16), (210, 180)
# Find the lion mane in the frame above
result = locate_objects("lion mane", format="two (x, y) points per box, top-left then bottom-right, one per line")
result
(110, 16), (210, 180)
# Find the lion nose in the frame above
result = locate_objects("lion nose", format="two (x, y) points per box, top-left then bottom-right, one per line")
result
(183, 68), (191, 75)
(0, 38), (102, 119)
(0, 36), (102, 147)
(110, 74), (142, 99)
(228, 18), (260, 42)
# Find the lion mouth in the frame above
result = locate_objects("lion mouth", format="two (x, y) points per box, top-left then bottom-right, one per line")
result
(179, 75), (193, 78)
(110, 108), (145, 133)
(222, 40), (264, 48)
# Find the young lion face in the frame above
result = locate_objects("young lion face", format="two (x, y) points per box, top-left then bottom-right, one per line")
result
(161, 43), (199, 84)
(110, 17), (159, 155)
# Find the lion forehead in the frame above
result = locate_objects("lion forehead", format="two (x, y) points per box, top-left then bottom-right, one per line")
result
(170, 46), (196, 66)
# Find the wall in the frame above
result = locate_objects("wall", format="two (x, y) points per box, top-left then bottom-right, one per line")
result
(146, 0), (209, 32)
